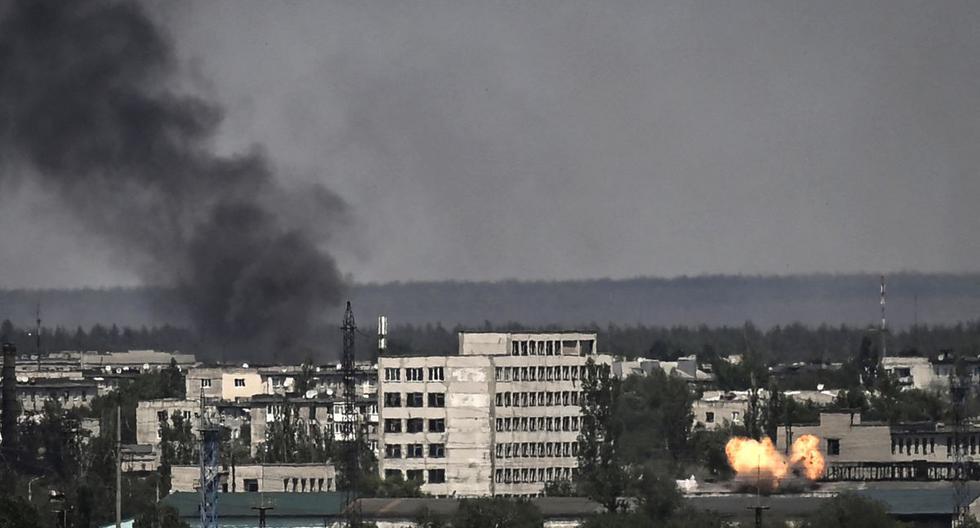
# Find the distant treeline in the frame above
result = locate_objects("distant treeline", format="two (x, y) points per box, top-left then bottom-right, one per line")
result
(2, 273), (980, 361)
(0, 320), (196, 355)
(1, 317), (979, 365)
(387, 320), (980, 365)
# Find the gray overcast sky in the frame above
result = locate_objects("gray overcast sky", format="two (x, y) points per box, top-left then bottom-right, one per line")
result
(2, 0), (980, 288)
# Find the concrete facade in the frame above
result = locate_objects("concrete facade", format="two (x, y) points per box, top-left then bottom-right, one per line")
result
(776, 413), (980, 466)
(186, 367), (264, 401)
(378, 332), (598, 497)
(135, 399), (200, 445)
(249, 396), (379, 457)
(170, 463), (337, 493)
(12, 379), (98, 413)
(882, 357), (941, 391)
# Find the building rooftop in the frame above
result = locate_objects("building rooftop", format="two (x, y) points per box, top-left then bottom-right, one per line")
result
(349, 497), (603, 519)
(163, 492), (349, 517)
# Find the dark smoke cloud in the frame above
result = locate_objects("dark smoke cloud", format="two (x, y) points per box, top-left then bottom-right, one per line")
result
(0, 0), (346, 359)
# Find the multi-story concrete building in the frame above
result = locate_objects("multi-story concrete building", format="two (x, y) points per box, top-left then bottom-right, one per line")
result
(249, 395), (379, 458)
(378, 332), (599, 497)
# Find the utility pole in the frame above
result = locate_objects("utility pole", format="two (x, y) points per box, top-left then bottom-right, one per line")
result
(116, 405), (122, 528)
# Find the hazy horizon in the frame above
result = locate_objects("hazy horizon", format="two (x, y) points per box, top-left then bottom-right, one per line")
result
(2, 0), (980, 290)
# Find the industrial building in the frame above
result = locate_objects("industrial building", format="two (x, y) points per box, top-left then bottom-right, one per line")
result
(378, 331), (599, 497)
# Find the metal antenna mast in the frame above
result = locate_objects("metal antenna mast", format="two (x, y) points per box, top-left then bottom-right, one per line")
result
(879, 274), (887, 359)
(950, 350), (970, 521)
(199, 389), (220, 528)
(342, 301), (360, 526)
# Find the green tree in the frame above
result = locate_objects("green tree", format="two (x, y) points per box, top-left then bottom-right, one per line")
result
(802, 494), (902, 528)
(857, 336), (881, 390)
(451, 498), (543, 528)
(0, 496), (41, 528)
(577, 357), (627, 512)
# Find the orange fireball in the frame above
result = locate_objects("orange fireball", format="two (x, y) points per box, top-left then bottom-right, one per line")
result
(725, 434), (826, 484)
(725, 436), (788, 482)
(789, 434), (826, 480)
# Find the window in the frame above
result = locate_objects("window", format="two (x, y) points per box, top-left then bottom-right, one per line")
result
(827, 438), (841, 456)
(731, 411), (740, 422)
(384, 368), (400, 381)
(157, 410), (168, 421)
(407, 392), (424, 407)
(428, 418), (445, 432)
(705, 412), (715, 424)
(243, 479), (258, 492)
(384, 444), (402, 458)
(406, 368), (424, 381)
(406, 444), (424, 458)
(384, 419), (402, 433)
(428, 393), (445, 408)
(428, 469), (446, 483)
(384, 469), (402, 480)
(428, 367), (445, 381)
(407, 418), (424, 433)
(383, 392), (402, 407)
(234, 378), (246, 387)
(429, 443), (446, 458)
(406, 470), (424, 483)
(200, 379), (212, 388)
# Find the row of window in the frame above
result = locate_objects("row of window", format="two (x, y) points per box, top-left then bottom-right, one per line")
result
(383, 392), (445, 408)
(157, 409), (193, 421)
(384, 443), (446, 459)
(494, 467), (575, 484)
(888, 436), (980, 457)
(384, 468), (446, 484)
(495, 441), (579, 459)
(511, 339), (593, 357)
(495, 415), (580, 433)
(495, 391), (581, 408)
(495, 365), (584, 383)
(383, 367), (445, 382)
(199, 378), (248, 388)
(24, 390), (88, 402)
(384, 418), (446, 434)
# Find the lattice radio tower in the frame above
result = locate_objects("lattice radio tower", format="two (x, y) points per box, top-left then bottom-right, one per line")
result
(342, 301), (361, 526)
(199, 389), (221, 528)
(950, 350), (971, 522)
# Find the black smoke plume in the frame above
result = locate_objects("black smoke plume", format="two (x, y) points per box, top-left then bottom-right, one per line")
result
(0, 0), (346, 359)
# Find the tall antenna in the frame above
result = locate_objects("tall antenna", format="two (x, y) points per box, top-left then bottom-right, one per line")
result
(199, 389), (220, 528)
(342, 302), (360, 526)
(35, 302), (43, 374)
(879, 275), (887, 359)
(950, 351), (969, 521)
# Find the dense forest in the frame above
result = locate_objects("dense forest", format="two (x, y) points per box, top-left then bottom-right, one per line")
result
(2, 273), (980, 331)
(2, 317), (979, 366)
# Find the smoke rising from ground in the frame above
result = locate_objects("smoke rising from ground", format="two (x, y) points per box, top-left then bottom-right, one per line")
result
(0, 0), (346, 359)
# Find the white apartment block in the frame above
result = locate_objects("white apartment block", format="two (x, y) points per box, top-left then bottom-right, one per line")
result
(378, 332), (598, 497)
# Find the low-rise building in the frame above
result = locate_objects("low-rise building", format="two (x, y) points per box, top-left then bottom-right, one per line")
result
(611, 356), (714, 386)
(249, 395), (379, 457)
(136, 399), (201, 445)
(10, 378), (98, 413)
(186, 366), (264, 401)
(170, 463), (337, 493)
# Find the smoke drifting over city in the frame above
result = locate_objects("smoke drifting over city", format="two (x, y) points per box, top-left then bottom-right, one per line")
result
(0, 0), (346, 358)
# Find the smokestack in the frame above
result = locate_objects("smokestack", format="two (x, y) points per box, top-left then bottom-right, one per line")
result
(1, 343), (17, 451)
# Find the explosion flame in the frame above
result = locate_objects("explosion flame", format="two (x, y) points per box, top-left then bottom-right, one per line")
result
(725, 434), (825, 487)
